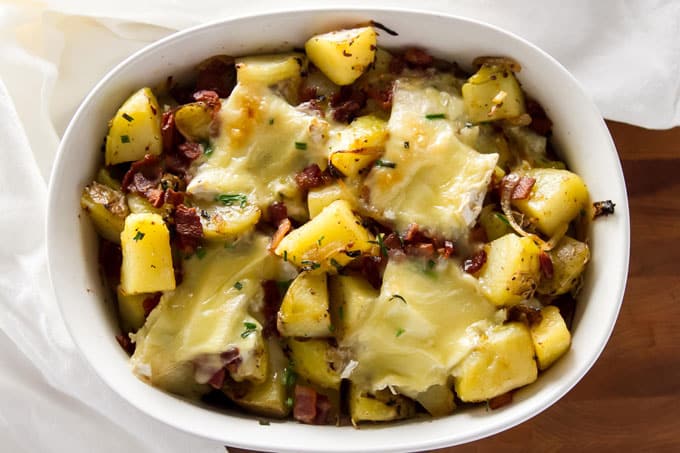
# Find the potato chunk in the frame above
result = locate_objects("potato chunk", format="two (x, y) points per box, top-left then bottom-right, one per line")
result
(538, 236), (590, 296)
(349, 385), (416, 425)
(287, 339), (342, 390)
(196, 200), (261, 241)
(81, 182), (128, 244)
(307, 183), (355, 219)
(328, 115), (388, 177)
(305, 27), (377, 86)
(120, 213), (175, 294)
(453, 322), (537, 402)
(477, 234), (541, 307)
(512, 168), (589, 237)
(174, 102), (214, 142)
(116, 286), (152, 333)
(236, 52), (307, 86)
(277, 272), (331, 338)
(105, 87), (162, 165)
(530, 306), (571, 370)
(415, 384), (456, 417)
(274, 200), (374, 272)
(462, 64), (525, 122)
(328, 274), (378, 338)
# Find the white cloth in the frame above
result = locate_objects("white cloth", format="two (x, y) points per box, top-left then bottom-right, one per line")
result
(0, 1), (676, 452)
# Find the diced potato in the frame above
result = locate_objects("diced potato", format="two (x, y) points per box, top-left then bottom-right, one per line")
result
(277, 272), (331, 338)
(305, 27), (377, 86)
(236, 53), (306, 86)
(80, 181), (128, 244)
(286, 339), (341, 390)
(117, 286), (149, 333)
(530, 305), (571, 370)
(538, 236), (590, 296)
(462, 64), (525, 122)
(330, 149), (383, 178)
(196, 201), (261, 241)
(307, 183), (355, 218)
(477, 234), (541, 307)
(328, 274), (378, 338)
(126, 193), (173, 219)
(120, 213), (176, 294)
(274, 200), (374, 272)
(478, 205), (513, 242)
(453, 322), (537, 402)
(224, 338), (291, 418)
(512, 168), (590, 237)
(105, 87), (162, 165)
(415, 384), (456, 417)
(95, 167), (121, 190)
(349, 385), (416, 425)
(174, 102), (213, 142)
(329, 115), (387, 177)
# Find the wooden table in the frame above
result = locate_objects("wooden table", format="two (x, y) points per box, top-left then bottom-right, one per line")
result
(232, 121), (680, 453)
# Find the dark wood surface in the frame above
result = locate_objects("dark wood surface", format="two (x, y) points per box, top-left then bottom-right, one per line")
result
(231, 121), (680, 453)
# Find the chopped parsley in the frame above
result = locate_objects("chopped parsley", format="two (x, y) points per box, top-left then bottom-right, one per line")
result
(425, 113), (446, 120)
(301, 260), (321, 270)
(122, 113), (134, 122)
(215, 193), (247, 208)
(368, 233), (388, 257)
(234, 281), (243, 290)
(268, 118), (275, 125)
(283, 367), (297, 387)
(202, 142), (213, 156)
(195, 247), (207, 259)
(285, 397), (294, 408)
(375, 159), (397, 168)
(120, 135), (130, 144)
(389, 294), (407, 304)
(423, 259), (438, 277)
(317, 235), (325, 246)
(495, 212), (510, 226)
(240, 321), (257, 338)
(283, 250), (288, 262)
(396, 327), (406, 337)
(133, 231), (145, 241)
(295, 141), (307, 150)
(330, 258), (343, 271)
(328, 324), (335, 333)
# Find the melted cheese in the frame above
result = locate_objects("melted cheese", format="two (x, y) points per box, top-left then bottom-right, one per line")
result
(343, 258), (498, 398)
(130, 234), (296, 396)
(187, 83), (330, 206)
(364, 78), (498, 239)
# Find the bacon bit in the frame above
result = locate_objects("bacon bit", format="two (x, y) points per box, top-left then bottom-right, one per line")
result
(405, 242), (435, 258)
(437, 240), (456, 259)
(193, 90), (221, 112)
(297, 99), (325, 118)
(469, 224), (488, 244)
(403, 48), (433, 67)
(402, 223), (428, 243)
(488, 391), (513, 410)
(196, 55), (236, 98)
(507, 304), (543, 326)
(99, 239), (122, 286)
(173, 204), (203, 254)
(261, 281), (283, 338)
(539, 251), (554, 279)
(525, 99), (553, 136)
(314, 394), (333, 424)
(464, 249), (487, 274)
(115, 334), (135, 355)
(208, 368), (225, 389)
(382, 232), (403, 251)
(293, 385), (318, 424)
(179, 142), (202, 160)
(269, 218), (292, 253)
(165, 188), (185, 206)
(388, 55), (406, 74)
(330, 86), (367, 123)
(267, 201), (288, 226)
(146, 188), (165, 208)
(161, 111), (180, 154)
(345, 255), (385, 289)
(299, 86), (318, 103)
(365, 83), (394, 111)
(121, 154), (163, 195)
(142, 293), (162, 317)
(511, 176), (536, 200)
(593, 200), (616, 218)
(294, 164), (333, 191)
(173, 256), (184, 286)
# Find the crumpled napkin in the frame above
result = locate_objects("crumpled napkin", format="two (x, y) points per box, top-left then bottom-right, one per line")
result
(0, 1), (677, 452)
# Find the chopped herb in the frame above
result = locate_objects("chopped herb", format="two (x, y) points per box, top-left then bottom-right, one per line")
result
(425, 113), (446, 120)
(120, 135), (130, 143)
(344, 250), (361, 258)
(283, 367), (297, 387)
(403, 141), (410, 149)
(133, 231), (145, 241)
(295, 141), (307, 150)
(200, 209), (210, 219)
(330, 258), (343, 271)
(368, 233), (388, 257)
(495, 212), (510, 226)
(122, 113), (134, 122)
(317, 235), (325, 246)
(202, 142), (213, 156)
(375, 159), (397, 168)
(328, 324), (335, 333)
(195, 247), (207, 259)
(234, 281), (243, 290)
(268, 118), (275, 125)
(396, 327), (405, 337)
(301, 260), (321, 270)
(423, 259), (438, 278)
(241, 321), (257, 338)
(285, 397), (294, 408)
(258, 420), (270, 426)
(283, 250), (288, 262)
(389, 294), (407, 304)
(215, 193), (247, 208)
(338, 306), (344, 320)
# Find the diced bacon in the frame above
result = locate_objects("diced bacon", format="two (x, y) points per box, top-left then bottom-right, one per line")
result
(488, 391), (513, 410)
(403, 48), (433, 67)
(294, 164), (332, 191)
(115, 334), (135, 355)
(173, 204), (203, 254)
(293, 385), (318, 424)
(261, 280), (283, 338)
(164, 188), (185, 206)
(208, 368), (225, 389)
(267, 201), (288, 226)
(193, 90), (221, 112)
(269, 218), (292, 253)
(142, 293), (162, 317)
(121, 154), (163, 195)
(539, 251), (554, 279)
(196, 56), (236, 98)
(464, 249), (487, 274)
(511, 176), (536, 200)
